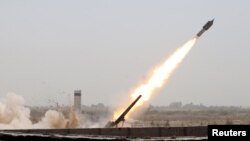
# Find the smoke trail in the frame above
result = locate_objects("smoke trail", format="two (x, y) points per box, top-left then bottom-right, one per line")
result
(113, 37), (197, 120)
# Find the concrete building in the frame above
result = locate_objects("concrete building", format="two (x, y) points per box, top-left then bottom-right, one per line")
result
(74, 90), (81, 113)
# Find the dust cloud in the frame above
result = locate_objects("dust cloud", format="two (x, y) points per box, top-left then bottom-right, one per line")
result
(0, 93), (79, 129)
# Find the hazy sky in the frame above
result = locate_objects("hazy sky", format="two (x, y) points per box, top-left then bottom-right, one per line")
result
(0, 0), (249, 106)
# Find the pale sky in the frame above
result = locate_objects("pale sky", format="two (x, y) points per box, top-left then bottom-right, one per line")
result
(0, 0), (249, 106)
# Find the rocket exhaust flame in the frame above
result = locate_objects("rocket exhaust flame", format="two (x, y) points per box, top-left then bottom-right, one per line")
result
(113, 37), (197, 120)
(112, 20), (214, 122)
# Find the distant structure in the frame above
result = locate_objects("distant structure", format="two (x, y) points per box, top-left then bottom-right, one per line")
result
(74, 90), (81, 113)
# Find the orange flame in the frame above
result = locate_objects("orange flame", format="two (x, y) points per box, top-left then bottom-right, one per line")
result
(113, 37), (197, 120)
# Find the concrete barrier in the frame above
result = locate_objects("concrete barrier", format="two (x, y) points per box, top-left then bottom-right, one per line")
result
(2, 126), (207, 137)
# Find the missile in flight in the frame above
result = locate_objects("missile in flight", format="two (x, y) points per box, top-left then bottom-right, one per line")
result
(196, 19), (214, 37)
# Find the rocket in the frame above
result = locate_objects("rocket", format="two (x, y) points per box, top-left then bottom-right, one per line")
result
(196, 19), (214, 37)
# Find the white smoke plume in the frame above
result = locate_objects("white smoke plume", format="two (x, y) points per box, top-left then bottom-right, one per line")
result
(0, 93), (79, 129)
(0, 93), (32, 129)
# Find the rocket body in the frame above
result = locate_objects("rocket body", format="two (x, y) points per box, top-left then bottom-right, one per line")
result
(196, 19), (214, 37)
